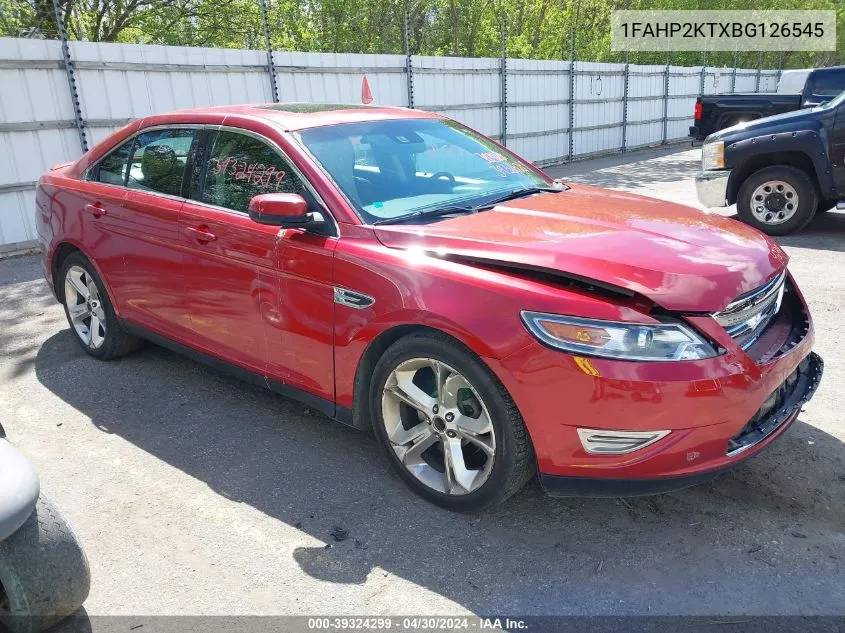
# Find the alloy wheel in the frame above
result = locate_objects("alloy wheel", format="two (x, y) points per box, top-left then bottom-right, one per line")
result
(381, 358), (496, 495)
(64, 265), (106, 349)
(750, 180), (799, 226)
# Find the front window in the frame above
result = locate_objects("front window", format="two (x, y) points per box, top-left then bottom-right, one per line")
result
(296, 119), (552, 224)
(201, 130), (308, 214)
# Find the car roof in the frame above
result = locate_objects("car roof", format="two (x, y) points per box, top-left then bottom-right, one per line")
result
(137, 102), (442, 132)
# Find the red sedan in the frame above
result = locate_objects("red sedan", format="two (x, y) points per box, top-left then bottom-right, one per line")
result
(35, 103), (823, 511)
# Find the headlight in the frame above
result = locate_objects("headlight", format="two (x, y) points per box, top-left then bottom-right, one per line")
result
(520, 312), (719, 362)
(702, 141), (725, 170)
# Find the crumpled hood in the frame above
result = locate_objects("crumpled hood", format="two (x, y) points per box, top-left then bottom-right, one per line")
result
(373, 184), (788, 312)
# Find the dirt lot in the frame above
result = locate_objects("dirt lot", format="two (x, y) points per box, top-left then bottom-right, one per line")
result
(1, 147), (843, 621)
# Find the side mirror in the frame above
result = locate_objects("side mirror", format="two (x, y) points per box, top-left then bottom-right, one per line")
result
(249, 193), (320, 227)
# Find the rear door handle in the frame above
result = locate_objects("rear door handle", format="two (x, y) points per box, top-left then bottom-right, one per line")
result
(185, 226), (217, 243)
(85, 203), (106, 218)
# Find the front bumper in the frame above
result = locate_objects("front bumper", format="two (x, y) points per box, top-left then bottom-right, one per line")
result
(695, 169), (731, 208)
(539, 352), (823, 497)
(490, 277), (820, 496)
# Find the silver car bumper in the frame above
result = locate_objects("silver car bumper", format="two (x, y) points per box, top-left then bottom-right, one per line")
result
(695, 170), (731, 208)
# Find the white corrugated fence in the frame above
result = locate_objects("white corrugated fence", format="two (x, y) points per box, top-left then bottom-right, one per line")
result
(0, 36), (780, 253)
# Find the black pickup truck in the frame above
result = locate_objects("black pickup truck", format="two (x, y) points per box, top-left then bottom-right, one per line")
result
(695, 91), (845, 235)
(689, 66), (845, 141)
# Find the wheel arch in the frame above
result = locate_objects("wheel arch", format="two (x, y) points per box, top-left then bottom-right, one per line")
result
(50, 241), (120, 316)
(349, 323), (500, 433)
(727, 151), (820, 206)
(51, 242), (83, 302)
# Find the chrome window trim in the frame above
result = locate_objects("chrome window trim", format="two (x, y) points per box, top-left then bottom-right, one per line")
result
(84, 122), (340, 238)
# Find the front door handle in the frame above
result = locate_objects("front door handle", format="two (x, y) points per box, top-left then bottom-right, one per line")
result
(85, 203), (106, 218)
(185, 226), (217, 243)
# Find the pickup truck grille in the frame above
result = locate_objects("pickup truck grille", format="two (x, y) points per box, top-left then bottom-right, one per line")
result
(714, 272), (786, 350)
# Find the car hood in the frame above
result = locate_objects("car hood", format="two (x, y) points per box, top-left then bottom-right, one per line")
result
(373, 185), (788, 313)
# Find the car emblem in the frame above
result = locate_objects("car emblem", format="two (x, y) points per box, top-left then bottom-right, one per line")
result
(333, 287), (375, 309)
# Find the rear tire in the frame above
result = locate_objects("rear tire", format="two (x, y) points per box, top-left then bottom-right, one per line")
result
(0, 496), (90, 633)
(59, 252), (141, 360)
(736, 165), (818, 236)
(370, 332), (535, 512)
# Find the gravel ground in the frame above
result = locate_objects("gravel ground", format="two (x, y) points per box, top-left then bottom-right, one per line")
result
(1, 147), (843, 623)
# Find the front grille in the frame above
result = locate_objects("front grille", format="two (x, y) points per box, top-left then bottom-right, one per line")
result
(714, 272), (786, 350)
(727, 352), (823, 456)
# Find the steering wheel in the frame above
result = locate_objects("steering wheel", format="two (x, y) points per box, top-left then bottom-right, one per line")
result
(430, 171), (456, 185)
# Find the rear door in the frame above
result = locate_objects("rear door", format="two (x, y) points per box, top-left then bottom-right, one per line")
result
(83, 128), (197, 340)
(180, 127), (337, 399)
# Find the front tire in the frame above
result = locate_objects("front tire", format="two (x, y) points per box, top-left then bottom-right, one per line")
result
(370, 332), (535, 512)
(736, 165), (818, 236)
(0, 496), (91, 633)
(59, 252), (140, 360)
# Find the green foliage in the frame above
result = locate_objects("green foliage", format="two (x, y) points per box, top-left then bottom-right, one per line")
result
(1, 0), (842, 68)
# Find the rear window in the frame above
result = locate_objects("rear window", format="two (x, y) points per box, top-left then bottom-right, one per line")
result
(808, 73), (845, 98)
(90, 128), (196, 197)
(94, 139), (133, 186)
(126, 129), (196, 197)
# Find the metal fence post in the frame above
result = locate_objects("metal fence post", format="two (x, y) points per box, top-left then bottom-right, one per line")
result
(567, 28), (576, 161)
(403, 5), (414, 108)
(621, 50), (629, 153)
(700, 50), (707, 95)
(755, 51), (763, 92)
(52, 0), (87, 152)
(499, 17), (507, 147)
(731, 50), (738, 92)
(661, 52), (669, 145)
(258, 0), (279, 102)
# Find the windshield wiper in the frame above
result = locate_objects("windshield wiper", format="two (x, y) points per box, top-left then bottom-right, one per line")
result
(373, 205), (476, 225)
(477, 185), (566, 210)
(372, 184), (566, 226)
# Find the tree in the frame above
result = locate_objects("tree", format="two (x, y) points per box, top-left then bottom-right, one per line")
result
(2, 0), (842, 68)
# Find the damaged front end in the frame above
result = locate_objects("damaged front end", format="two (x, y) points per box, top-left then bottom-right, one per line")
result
(727, 352), (823, 456)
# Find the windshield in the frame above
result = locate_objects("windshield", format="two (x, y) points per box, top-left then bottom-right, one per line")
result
(296, 118), (552, 224)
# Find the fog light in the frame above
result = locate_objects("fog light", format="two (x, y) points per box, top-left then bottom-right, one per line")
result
(577, 428), (670, 454)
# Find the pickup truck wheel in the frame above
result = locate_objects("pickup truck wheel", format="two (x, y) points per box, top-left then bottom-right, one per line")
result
(737, 166), (818, 236)
(0, 495), (90, 633)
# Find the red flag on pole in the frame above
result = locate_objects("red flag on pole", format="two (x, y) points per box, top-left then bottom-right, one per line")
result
(361, 75), (373, 104)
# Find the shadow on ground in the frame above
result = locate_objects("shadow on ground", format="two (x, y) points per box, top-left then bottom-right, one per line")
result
(549, 147), (701, 190)
(776, 211), (845, 254)
(32, 328), (845, 614)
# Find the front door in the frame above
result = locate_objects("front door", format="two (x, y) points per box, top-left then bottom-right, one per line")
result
(181, 128), (337, 400)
